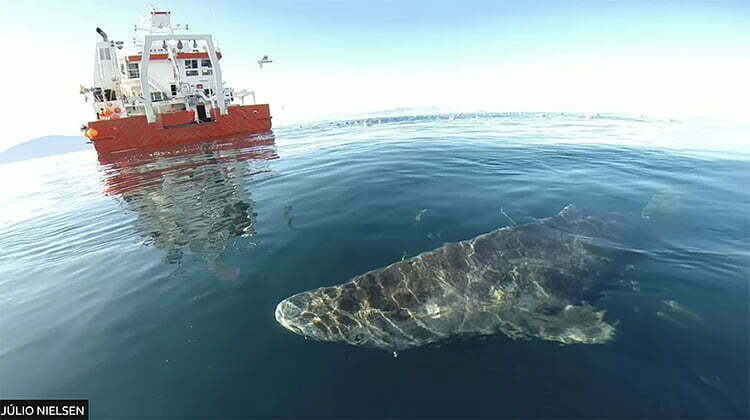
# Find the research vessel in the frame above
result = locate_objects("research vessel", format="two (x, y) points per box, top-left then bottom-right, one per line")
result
(80, 9), (271, 153)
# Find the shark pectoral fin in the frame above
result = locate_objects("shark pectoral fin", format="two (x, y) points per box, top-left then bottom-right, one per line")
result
(548, 304), (616, 344)
(522, 304), (615, 344)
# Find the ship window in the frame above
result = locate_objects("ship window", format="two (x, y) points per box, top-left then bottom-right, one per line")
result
(127, 62), (140, 79)
(202, 68), (213, 75)
(201, 59), (212, 68)
(186, 70), (199, 76)
(185, 59), (198, 69)
(170, 84), (177, 96)
(99, 48), (112, 60)
(150, 91), (165, 102)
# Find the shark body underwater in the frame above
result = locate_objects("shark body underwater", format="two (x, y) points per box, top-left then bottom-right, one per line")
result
(275, 205), (634, 351)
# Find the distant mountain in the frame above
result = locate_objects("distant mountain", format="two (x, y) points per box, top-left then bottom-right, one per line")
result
(321, 106), (445, 121)
(0, 136), (90, 165)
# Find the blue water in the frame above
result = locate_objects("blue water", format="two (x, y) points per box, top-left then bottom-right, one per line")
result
(0, 113), (748, 418)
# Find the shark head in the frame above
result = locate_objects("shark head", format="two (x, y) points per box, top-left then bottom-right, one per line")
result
(274, 287), (386, 348)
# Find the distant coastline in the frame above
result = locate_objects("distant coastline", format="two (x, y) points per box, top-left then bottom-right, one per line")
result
(0, 136), (89, 165)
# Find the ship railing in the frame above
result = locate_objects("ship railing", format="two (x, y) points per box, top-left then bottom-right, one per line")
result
(232, 89), (256, 105)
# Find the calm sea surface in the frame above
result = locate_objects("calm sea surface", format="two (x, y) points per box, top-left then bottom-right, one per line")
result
(0, 113), (748, 418)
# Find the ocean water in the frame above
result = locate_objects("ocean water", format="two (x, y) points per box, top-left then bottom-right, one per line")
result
(0, 113), (747, 418)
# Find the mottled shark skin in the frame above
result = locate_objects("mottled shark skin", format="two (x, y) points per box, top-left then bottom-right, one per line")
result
(275, 205), (623, 351)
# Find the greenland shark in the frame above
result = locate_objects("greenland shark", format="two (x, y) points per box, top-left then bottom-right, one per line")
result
(275, 205), (631, 351)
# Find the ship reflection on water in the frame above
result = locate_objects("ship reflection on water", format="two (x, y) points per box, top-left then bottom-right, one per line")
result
(96, 133), (278, 274)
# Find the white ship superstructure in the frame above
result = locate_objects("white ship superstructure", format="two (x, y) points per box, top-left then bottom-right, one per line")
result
(81, 9), (271, 154)
(85, 9), (258, 123)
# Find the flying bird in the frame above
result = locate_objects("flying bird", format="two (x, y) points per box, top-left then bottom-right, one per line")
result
(257, 55), (273, 69)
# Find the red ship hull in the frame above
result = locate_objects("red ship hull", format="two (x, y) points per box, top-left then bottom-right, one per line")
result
(87, 104), (272, 153)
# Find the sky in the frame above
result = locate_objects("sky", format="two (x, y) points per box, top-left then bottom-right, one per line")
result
(0, 0), (748, 151)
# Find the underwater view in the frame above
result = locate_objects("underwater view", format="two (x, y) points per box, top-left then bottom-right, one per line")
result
(0, 113), (748, 418)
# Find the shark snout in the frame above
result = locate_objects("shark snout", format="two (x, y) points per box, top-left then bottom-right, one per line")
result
(275, 299), (303, 334)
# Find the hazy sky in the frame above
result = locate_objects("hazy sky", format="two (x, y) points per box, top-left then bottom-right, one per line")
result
(0, 0), (748, 151)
